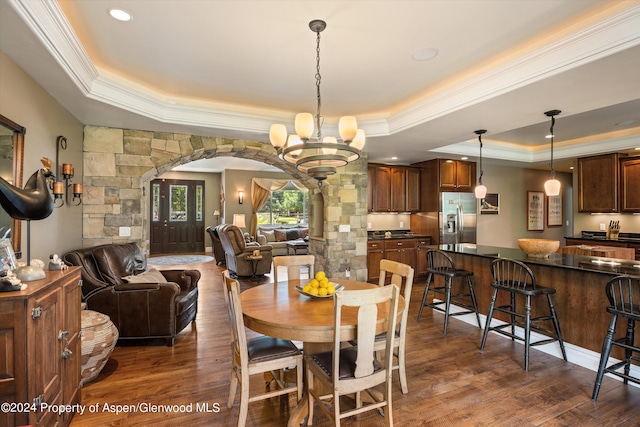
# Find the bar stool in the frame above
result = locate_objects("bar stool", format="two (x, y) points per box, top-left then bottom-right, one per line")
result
(480, 258), (567, 371)
(418, 249), (481, 335)
(592, 275), (640, 401)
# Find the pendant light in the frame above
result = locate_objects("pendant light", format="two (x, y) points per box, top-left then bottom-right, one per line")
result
(474, 129), (487, 199)
(543, 110), (561, 196)
(269, 20), (365, 187)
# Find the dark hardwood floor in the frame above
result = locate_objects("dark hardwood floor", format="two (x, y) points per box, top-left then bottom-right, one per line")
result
(70, 257), (640, 426)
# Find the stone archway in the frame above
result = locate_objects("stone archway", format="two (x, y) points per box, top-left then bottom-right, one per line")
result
(82, 126), (368, 280)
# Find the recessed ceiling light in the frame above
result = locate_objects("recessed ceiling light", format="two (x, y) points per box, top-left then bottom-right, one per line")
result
(391, 156), (398, 160)
(545, 134), (554, 139)
(461, 156), (468, 160)
(412, 48), (439, 61)
(109, 8), (132, 21)
(615, 119), (637, 127)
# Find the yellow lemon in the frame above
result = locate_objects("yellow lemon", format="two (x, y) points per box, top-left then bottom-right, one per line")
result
(315, 271), (326, 281)
(327, 284), (335, 294)
(309, 287), (319, 295)
(318, 287), (328, 297)
(303, 284), (312, 293)
(319, 280), (328, 288)
(310, 279), (320, 288)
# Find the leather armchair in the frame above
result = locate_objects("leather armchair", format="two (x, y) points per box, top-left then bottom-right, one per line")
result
(63, 242), (199, 346)
(206, 225), (226, 265)
(217, 224), (273, 277)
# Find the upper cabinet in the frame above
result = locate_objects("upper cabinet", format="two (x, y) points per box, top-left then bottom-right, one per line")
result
(368, 164), (420, 213)
(578, 153), (619, 213)
(438, 159), (475, 192)
(620, 157), (640, 212)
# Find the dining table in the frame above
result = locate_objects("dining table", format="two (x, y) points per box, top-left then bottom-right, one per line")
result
(240, 278), (405, 427)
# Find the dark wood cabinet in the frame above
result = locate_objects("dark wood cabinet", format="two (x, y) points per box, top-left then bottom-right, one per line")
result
(438, 159), (475, 192)
(578, 153), (619, 212)
(0, 268), (81, 427)
(366, 240), (385, 282)
(620, 157), (640, 212)
(416, 238), (431, 275)
(368, 164), (420, 213)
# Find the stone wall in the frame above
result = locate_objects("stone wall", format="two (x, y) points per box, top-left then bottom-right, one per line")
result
(82, 126), (368, 280)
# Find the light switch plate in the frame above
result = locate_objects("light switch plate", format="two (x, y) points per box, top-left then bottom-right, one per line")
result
(338, 224), (350, 233)
(119, 226), (131, 237)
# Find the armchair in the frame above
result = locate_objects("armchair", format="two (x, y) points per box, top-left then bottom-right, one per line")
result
(63, 242), (199, 346)
(217, 224), (273, 277)
(206, 225), (226, 265)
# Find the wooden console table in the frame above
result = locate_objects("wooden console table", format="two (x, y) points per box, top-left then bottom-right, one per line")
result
(0, 267), (82, 427)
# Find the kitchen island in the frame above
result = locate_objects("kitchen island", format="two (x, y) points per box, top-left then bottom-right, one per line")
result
(423, 243), (639, 360)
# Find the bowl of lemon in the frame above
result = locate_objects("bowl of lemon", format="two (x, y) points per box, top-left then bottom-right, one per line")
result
(296, 271), (343, 298)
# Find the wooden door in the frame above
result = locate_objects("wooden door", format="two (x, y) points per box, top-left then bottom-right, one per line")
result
(61, 273), (82, 423)
(367, 241), (384, 282)
(578, 154), (618, 212)
(374, 167), (392, 212)
(620, 157), (640, 212)
(150, 179), (205, 254)
(406, 168), (420, 212)
(0, 299), (26, 427)
(29, 286), (63, 426)
(439, 160), (457, 191)
(367, 166), (376, 212)
(455, 161), (475, 191)
(391, 167), (407, 212)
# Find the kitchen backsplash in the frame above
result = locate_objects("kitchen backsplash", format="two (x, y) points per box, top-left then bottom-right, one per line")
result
(367, 213), (411, 231)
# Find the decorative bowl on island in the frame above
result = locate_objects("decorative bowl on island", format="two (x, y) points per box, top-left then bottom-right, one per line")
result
(517, 238), (560, 259)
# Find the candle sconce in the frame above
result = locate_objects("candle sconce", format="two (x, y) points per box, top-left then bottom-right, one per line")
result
(52, 136), (82, 207)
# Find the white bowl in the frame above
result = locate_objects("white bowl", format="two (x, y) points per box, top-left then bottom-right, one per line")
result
(517, 238), (560, 259)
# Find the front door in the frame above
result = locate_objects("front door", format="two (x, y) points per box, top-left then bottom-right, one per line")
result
(149, 179), (205, 255)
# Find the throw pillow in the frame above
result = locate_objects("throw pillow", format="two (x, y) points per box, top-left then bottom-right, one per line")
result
(286, 229), (301, 240)
(274, 229), (287, 242)
(300, 228), (309, 239)
(262, 229), (276, 242)
(122, 268), (167, 283)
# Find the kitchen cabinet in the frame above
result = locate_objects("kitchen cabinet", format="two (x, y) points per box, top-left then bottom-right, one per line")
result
(367, 240), (384, 282)
(368, 164), (420, 212)
(416, 238), (431, 275)
(0, 268), (81, 427)
(438, 159), (475, 192)
(384, 239), (417, 268)
(578, 153), (619, 212)
(620, 157), (640, 212)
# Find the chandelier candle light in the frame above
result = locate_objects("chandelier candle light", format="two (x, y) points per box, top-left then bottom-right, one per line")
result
(474, 129), (487, 199)
(544, 110), (562, 196)
(269, 19), (365, 186)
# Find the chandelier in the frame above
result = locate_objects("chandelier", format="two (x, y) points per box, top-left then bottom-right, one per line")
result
(269, 19), (365, 186)
(474, 129), (487, 199)
(543, 109), (561, 196)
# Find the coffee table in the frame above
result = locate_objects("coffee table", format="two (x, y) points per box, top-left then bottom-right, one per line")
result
(286, 240), (309, 255)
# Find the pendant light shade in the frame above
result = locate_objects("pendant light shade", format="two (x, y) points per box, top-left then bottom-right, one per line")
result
(543, 110), (562, 196)
(474, 129), (487, 199)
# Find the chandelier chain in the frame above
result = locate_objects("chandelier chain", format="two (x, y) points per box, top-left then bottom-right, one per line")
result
(315, 29), (323, 141)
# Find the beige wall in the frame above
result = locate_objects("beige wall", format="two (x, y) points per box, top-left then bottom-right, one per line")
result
(0, 50), (84, 262)
(476, 164), (573, 248)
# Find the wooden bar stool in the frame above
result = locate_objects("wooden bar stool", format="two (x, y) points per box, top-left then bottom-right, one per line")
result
(480, 258), (567, 371)
(592, 275), (640, 401)
(418, 249), (481, 335)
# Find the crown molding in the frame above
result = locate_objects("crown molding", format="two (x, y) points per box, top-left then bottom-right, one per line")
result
(10, 0), (640, 140)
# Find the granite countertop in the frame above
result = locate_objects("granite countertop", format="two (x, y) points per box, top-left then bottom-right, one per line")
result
(569, 232), (640, 244)
(368, 233), (431, 241)
(425, 243), (640, 276)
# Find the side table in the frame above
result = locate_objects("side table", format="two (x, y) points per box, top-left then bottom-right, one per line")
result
(245, 254), (263, 281)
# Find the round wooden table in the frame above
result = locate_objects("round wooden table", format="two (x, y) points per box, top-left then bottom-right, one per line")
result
(240, 278), (405, 426)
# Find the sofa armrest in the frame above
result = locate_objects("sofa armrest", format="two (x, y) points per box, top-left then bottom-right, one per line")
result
(256, 234), (267, 245)
(160, 269), (201, 292)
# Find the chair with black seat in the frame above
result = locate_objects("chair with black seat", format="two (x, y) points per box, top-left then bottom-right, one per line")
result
(592, 275), (640, 401)
(222, 271), (303, 426)
(417, 249), (481, 335)
(480, 258), (567, 371)
(306, 284), (400, 426)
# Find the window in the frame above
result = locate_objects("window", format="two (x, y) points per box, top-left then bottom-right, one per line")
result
(257, 182), (308, 225)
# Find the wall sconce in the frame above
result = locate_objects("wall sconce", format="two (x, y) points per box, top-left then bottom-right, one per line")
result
(52, 135), (82, 207)
(238, 190), (244, 204)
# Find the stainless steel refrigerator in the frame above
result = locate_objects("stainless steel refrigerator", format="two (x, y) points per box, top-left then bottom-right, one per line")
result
(439, 192), (477, 244)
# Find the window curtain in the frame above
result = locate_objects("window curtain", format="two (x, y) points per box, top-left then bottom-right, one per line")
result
(250, 178), (306, 237)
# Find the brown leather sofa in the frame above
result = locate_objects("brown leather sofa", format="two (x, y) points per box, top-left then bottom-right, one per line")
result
(217, 224), (273, 277)
(206, 225), (226, 265)
(63, 242), (199, 346)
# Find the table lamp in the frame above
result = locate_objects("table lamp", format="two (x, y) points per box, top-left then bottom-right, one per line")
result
(233, 214), (246, 230)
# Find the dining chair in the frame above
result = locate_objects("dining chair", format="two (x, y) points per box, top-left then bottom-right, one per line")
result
(273, 254), (315, 283)
(376, 259), (414, 394)
(480, 258), (567, 371)
(222, 271), (303, 427)
(306, 284), (400, 426)
(592, 275), (640, 401)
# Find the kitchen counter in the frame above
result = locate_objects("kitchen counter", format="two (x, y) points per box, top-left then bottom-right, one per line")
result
(368, 233), (431, 241)
(558, 245), (635, 260)
(423, 243), (636, 357)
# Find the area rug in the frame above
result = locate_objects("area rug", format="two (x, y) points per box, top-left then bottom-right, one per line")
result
(147, 255), (214, 266)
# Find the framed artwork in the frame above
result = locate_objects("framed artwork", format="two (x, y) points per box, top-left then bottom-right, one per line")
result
(480, 193), (499, 215)
(0, 238), (17, 271)
(527, 191), (544, 231)
(547, 193), (563, 227)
